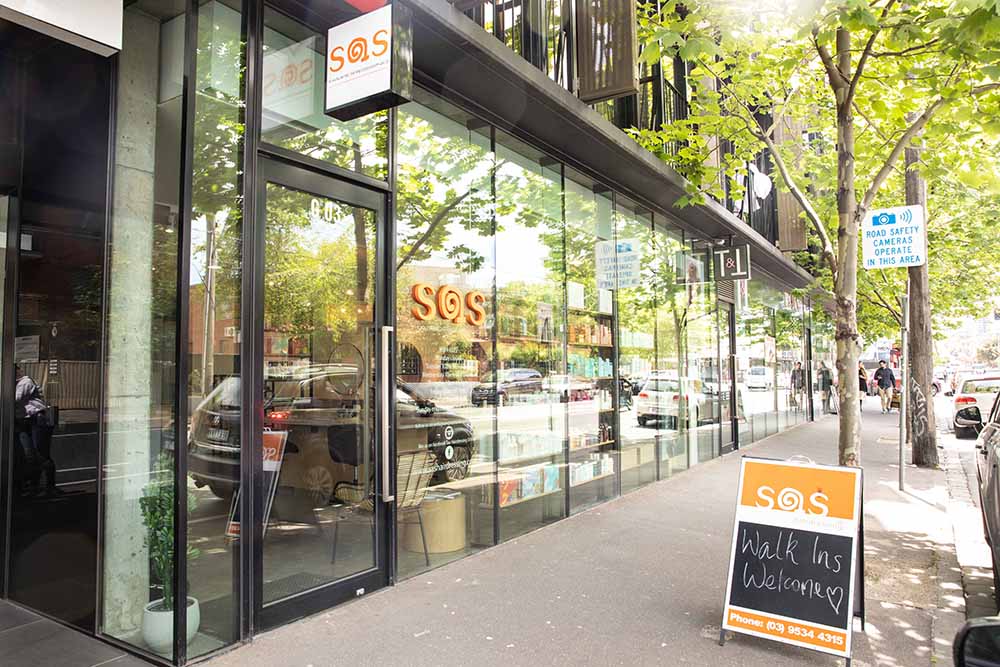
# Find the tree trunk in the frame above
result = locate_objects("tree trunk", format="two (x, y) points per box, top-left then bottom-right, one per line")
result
(905, 143), (938, 466)
(833, 28), (861, 467)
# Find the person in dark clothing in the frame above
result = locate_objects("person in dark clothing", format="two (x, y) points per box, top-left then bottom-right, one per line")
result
(858, 361), (869, 412)
(818, 362), (834, 414)
(790, 361), (806, 410)
(872, 360), (896, 414)
(14, 364), (56, 496)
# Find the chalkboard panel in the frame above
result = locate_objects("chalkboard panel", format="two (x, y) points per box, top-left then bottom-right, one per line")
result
(728, 520), (853, 629)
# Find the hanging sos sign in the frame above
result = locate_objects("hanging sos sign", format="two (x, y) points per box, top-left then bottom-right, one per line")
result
(411, 284), (486, 326)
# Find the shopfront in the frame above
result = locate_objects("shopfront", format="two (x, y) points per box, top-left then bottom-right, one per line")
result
(0, 1), (817, 664)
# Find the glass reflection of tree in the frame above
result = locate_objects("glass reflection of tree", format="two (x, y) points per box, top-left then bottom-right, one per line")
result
(264, 187), (373, 362)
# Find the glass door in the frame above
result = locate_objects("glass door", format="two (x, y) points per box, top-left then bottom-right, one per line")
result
(254, 159), (389, 628)
(720, 303), (738, 453)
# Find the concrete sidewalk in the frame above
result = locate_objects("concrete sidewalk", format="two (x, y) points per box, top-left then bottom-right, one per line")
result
(209, 401), (964, 666)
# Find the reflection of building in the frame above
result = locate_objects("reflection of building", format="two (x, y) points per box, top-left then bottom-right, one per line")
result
(0, 2), (826, 664)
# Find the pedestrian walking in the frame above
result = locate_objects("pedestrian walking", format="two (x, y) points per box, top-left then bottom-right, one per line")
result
(14, 364), (57, 497)
(872, 360), (896, 414)
(818, 362), (834, 414)
(858, 362), (869, 412)
(791, 361), (806, 411)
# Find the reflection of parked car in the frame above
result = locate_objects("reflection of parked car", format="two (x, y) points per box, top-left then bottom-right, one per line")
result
(954, 376), (1000, 438)
(470, 368), (543, 406)
(188, 368), (475, 505)
(745, 366), (771, 391)
(636, 377), (703, 428)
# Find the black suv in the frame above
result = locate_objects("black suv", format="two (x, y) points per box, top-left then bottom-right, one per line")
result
(470, 368), (543, 406)
(187, 366), (475, 504)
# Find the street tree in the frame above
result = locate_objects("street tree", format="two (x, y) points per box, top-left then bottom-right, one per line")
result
(635, 0), (1000, 466)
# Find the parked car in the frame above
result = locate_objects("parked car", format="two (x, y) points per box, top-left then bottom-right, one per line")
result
(954, 375), (1000, 437)
(953, 617), (1000, 666)
(470, 368), (543, 406)
(972, 388), (1000, 608)
(188, 367), (475, 504)
(635, 377), (704, 428)
(745, 366), (772, 391)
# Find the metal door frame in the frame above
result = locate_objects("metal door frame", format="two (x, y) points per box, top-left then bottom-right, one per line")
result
(250, 156), (392, 631)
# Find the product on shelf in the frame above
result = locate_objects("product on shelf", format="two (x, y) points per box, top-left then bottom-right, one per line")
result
(522, 466), (544, 498)
(499, 478), (521, 506)
(543, 464), (560, 493)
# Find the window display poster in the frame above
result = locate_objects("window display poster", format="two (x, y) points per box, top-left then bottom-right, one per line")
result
(225, 430), (289, 538)
(567, 281), (585, 310)
(595, 238), (641, 289)
(14, 335), (39, 363)
(598, 289), (613, 315)
(721, 457), (862, 659)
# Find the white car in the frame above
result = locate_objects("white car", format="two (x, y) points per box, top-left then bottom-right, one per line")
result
(745, 366), (772, 391)
(953, 375), (1000, 438)
(636, 377), (704, 428)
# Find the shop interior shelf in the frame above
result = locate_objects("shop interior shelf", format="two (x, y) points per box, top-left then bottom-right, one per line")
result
(485, 486), (563, 509)
(568, 341), (613, 349)
(568, 306), (613, 317)
(570, 471), (616, 487)
(497, 450), (565, 466)
(569, 440), (615, 453)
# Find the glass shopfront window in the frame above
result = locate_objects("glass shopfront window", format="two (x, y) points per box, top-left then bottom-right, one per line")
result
(655, 227), (686, 476)
(494, 132), (568, 540)
(616, 200), (657, 493)
(776, 297), (806, 427)
(185, 0), (245, 657)
(101, 1), (184, 657)
(261, 1), (388, 180)
(564, 173), (616, 512)
(394, 96), (495, 578)
(686, 251), (719, 464)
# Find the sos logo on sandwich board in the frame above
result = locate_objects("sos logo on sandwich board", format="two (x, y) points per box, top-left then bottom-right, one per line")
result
(225, 430), (289, 539)
(721, 457), (863, 660)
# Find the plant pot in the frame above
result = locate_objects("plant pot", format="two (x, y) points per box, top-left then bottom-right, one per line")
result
(142, 597), (200, 655)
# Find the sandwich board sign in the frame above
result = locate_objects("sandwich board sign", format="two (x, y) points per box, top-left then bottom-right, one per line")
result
(225, 430), (288, 539)
(862, 204), (926, 270)
(720, 457), (864, 662)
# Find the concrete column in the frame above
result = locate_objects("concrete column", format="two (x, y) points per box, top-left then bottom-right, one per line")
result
(102, 8), (159, 638)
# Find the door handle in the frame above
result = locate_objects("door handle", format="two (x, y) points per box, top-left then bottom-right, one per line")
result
(381, 325), (394, 502)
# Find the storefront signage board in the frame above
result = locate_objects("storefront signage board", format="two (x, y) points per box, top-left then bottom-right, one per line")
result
(714, 244), (751, 281)
(225, 430), (288, 538)
(0, 1), (122, 55)
(862, 205), (926, 270)
(721, 457), (863, 660)
(595, 238), (641, 289)
(325, 3), (412, 122)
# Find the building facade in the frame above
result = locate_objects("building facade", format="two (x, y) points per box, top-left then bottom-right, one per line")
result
(0, 0), (830, 664)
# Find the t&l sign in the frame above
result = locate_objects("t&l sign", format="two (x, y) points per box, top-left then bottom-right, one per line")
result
(714, 244), (751, 281)
(325, 3), (412, 121)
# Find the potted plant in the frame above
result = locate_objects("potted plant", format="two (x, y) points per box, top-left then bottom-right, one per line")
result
(140, 453), (201, 655)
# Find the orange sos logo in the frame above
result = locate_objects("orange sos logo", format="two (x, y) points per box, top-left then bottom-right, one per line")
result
(329, 28), (389, 73)
(411, 284), (486, 326)
(739, 461), (858, 520)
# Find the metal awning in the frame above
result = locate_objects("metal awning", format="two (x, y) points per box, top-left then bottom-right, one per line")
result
(404, 0), (814, 291)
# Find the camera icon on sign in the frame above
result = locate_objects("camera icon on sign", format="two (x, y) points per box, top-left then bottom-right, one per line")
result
(872, 212), (896, 226)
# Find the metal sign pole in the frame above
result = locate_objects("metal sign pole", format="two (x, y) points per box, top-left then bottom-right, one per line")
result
(899, 286), (909, 491)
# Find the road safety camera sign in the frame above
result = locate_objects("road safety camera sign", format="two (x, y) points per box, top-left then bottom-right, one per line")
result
(862, 204), (926, 269)
(721, 457), (863, 659)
